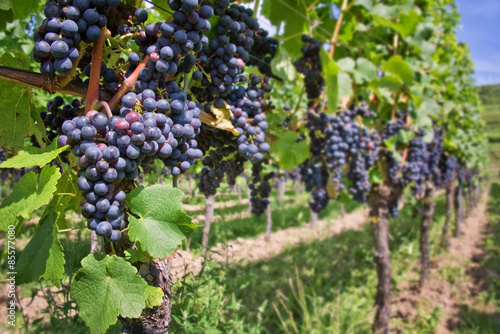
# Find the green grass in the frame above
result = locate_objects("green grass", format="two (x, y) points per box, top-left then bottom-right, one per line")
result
(185, 188), (361, 254)
(172, 190), (468, 333)
(453, 182), (500, 333)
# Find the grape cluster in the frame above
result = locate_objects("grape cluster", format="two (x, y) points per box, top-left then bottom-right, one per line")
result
(380, 113), (407, 185)
(403, 130), (426, 196)
(300, 159), (330, 212)
(437, 155), (457, 187)
(33, 0), (121, 76)
(57, 88), (203, 241)
(300, 104), (380, 212)
(294, 36), (324, 100)
(39, 96), (83, 143)
(249, 160), (274, 216)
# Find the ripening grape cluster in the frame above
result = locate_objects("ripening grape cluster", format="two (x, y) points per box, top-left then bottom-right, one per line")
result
(33, 0), (122, 75)
(191, 3), (276, 214)
(300, 104), (380, 212)
(294, 36), (325, 100)
(29, 0), (282, 240)
(39, 96), (83, 142)
(249, 160), (275, 215)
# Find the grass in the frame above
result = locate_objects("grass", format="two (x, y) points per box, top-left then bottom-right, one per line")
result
(186, 190), (362, 255)
(171, 189), (468, 333)
(453, 183), (500, 333)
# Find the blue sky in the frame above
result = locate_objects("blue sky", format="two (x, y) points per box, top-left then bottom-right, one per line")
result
(455, 0), (500, 86)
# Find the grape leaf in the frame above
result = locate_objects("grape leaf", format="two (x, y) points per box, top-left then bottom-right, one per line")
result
(274, 131), (310, 169)
(144, 286), (164, 308)
(72, 254), (148, 334)
(0, 165), (61, 231)
(270, 47), (296, 82)
(0, 0), (12, 11)
(199, 101), (239, 135)
(127, 185), (197, 258)
(382, 55), (413, 85)
(0, 140), (69, 168)
(0, 51), (42, 151)
(319, 49), (340, 114)
(355, 58), (377, 83)
(16, 206), (65, 287)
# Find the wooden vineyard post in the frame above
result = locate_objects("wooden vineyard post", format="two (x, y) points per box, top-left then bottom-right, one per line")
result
(441, 181), (455, 248)
(237, 184), (242, 202)
(310, 207), (318, 228)
(90, 231), (101, 254)
(202, 195), (215, 254)
(419, 182), (435, 286)
(265, 203), (272, 241)
(454, 183), (464, 237)
(340, 203), (346, 220)
(278, 176), (286, 206)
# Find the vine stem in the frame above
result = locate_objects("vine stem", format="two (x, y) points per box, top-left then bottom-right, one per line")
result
(85, 27), (107, 112)
(310, 0), (348, 110)
(108, 55), (150, 110)
(0, 66), (114, 100)
(173, 175), (178, 188)
(58, 226), (87, 233)
(98, 100), (113, 118)
(253, 0), (261, 18)
(183, 72), (189, 94)
(329, 0), (348, 58)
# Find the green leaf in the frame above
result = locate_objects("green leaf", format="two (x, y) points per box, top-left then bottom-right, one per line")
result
(274, 131), (310, 169)
(319, 49), (340, 114)
(353, 0), (372, 10)
(0, 0), (12, 11)
(378, 75), (402, 92)
(396, 130), (415, 144)
(16, 207), (65, 287)
(0, 165), (61, 231)
(0, 51), (40, 151)
(337, 57), (355, 72)
(261, 0), (311, 58)
(369, 170), (383, 184)
(338, 72), (353, 101)
(127, 185), (197, 258)
(270, 47), (296, 82)
(124, 244), (153, 263)
(72, 254), (148, 334)
(382, 56), (414, 85)
(0, 140), (69, 168)
(373, 10), (419, 37)
(9, 0), (40, 20)
(355, 58), (377, 83)
(144, 286), (164, 308)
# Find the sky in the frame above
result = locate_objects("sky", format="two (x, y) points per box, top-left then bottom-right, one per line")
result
(455, 0), (500, 86)
(234, 1), (498, 87)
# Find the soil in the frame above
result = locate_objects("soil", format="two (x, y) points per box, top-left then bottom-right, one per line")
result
(170, 206), (371, 280)
(392, 191), (493, 333)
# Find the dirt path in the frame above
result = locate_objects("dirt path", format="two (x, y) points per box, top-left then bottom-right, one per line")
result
(170, 206), (370, 280)
(393, 190), (491, 333)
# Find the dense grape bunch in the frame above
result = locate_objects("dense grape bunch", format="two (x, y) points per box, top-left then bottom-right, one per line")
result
(39, 96), (83, 143)
(300, 103), (380, 212)
(33, 0), (122, 76)
(437, 155), (457, 187)
(294, 36), (324, 100)
(57, 88), (204, 241)
(380, 112), (406, 185)
(249, 160), (275, 216)
(403, 130), (426, 196)
(189, 2), (276, 215)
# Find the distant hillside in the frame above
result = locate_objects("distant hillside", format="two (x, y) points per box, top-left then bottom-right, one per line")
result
(477, 84), (500, 105)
